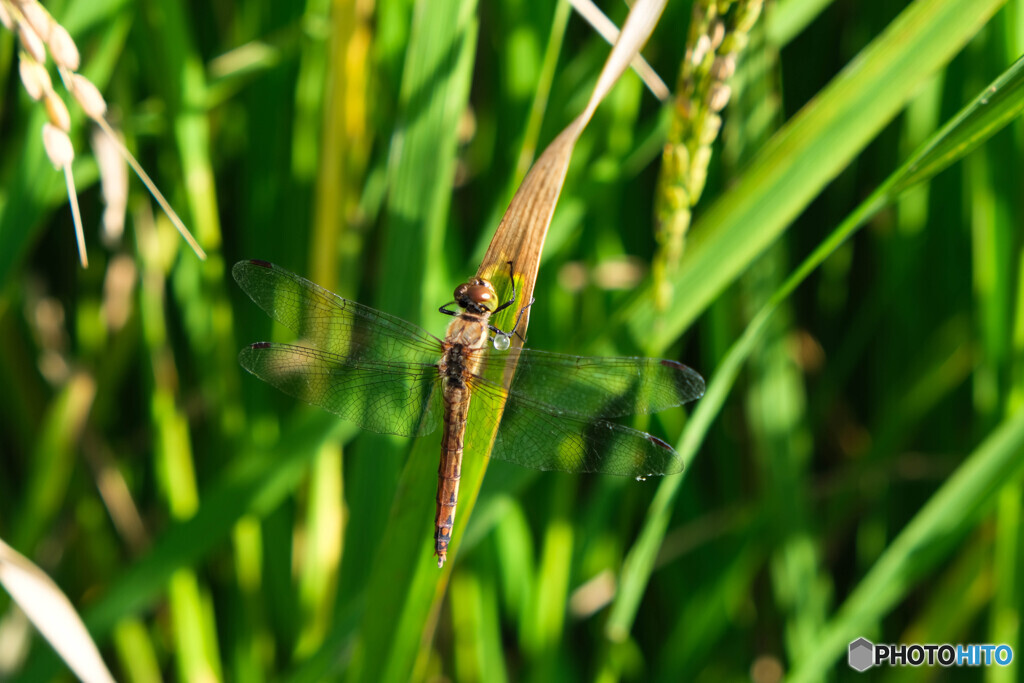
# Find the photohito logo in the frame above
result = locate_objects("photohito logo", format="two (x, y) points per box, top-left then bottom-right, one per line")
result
(848, 638), (874, 672)
(848, 638), (1013, 671)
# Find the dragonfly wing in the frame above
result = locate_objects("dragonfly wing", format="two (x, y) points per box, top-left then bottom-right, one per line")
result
(475, 347), (704, 419)
(467, 377), (683, 477)
(233, 260), (442, 364)
(240, 343), (441, 437)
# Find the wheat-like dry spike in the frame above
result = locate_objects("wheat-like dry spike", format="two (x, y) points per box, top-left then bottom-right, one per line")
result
(1, 0), (207, 266)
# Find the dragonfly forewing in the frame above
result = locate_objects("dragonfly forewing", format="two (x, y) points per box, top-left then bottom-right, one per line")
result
(233, 260), (442, 363)
(234, 260), (447, 437)
(239, 343), (442, 437)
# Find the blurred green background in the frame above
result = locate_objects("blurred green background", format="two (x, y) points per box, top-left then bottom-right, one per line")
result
(1, 0), (1023, 681)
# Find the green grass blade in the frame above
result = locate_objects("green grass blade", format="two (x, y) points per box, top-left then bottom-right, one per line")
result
(786, 410), (1024, 681)
(620, 0), (1006, 352)
(17, 412), (349, 680)
(609, 49), (1024, 640)
(887, 54), (1024, 198)
(342, 2), (479, 682)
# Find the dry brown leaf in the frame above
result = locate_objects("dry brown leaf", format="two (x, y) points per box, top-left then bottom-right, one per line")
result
(478, 0), (669, 333)
(447, 0), (670, 570)
(568, 0), (669, 100)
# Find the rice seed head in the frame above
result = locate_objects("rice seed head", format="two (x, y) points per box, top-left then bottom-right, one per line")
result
(709, 19), (725, 50)
(6, 3), (204, 264)
(708, 83), (731, 112)
(69, 74), (107, 120)
(690, 146), (712, 196)
(691, 35), (711, 66)
(18, 54), (52, 100)
(0, 2), (14, 29)
(699, 113), (722, 144)
(711, 54), (736, 81)
(735, 0), (763, 33)
(17, 19), (46, 63)
(48, 23), (80, 71)
(662, 143), (690, 178)
(721, 31), (749, 54)
(19, 1), (51, 39)
(44, 90), (71, 131)
(42, 122), (74, 168)
(653, 0), (765, 309)
(91, 126), (129, 245)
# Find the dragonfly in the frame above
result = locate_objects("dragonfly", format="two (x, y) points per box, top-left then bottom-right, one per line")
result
(233, 259), (705, 567)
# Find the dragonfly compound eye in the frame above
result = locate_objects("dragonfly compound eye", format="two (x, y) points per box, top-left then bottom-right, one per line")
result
(455, 281), (498, 312)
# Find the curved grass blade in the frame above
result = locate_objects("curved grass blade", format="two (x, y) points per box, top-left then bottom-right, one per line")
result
(0, 537), (115, 683)
(887, 53), (1024, 198)
(619, 0), (1007, 352)
(608, 50), (1024, 644)
(17, 411), (350, 681)
(341, 0), (481, 681)
(786, 410), (1024, 681)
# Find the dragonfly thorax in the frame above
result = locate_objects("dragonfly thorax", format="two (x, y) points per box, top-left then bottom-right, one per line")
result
(439, 313), (490, 392)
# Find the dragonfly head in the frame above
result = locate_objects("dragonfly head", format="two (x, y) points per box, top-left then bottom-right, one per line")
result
(454, 278), (499, 314)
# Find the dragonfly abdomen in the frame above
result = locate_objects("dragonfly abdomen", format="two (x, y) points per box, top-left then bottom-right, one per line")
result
(435, 384), (470, 568)
(434, 315), (489, 568)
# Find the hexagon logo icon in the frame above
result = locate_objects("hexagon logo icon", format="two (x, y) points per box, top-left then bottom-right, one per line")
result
(848, 638), (874, 672)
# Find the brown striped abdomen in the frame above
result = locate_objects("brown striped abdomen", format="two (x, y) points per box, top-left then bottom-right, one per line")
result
(435, 386), (470, 567)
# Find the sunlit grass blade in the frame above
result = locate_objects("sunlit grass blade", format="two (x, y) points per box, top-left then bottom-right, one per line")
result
(786, 410), (1024, 681)
(9, 372), (95, 553)
(887, 55), (1024, 198)
(111, 618), (161, 683)
(608, 51), (1024, 642)
(519, 488), (573, 673)
(342, 1), (480, 681)
(450, 568), (509, 683)
(765, 0), (835, 46)
(17, 412), (350, 680)
(620, 0), (1006, 352)
(348, 1), (672, 680)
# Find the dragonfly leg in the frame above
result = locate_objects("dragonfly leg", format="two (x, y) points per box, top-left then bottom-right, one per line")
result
(491, 261), (534, 342)
(439, 301), (459, 317)
(492, 261), (518, 314)
(489, 296), (535, 345)
(512, 302), (534, 342)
